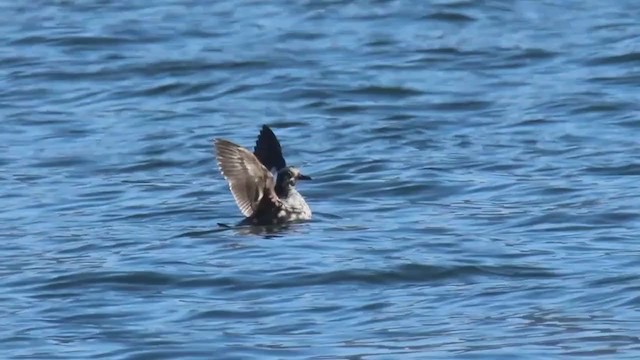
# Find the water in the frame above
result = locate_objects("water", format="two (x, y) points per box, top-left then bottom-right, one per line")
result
(2, 0), (640, 358)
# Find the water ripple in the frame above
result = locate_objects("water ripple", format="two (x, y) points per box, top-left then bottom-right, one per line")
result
(1, 0), (640, 359)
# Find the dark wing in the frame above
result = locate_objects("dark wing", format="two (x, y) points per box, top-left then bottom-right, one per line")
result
(254, 125), (286, 172)
(215, 139), (278, 217)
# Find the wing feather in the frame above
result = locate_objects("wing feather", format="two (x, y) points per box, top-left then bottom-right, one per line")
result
(214, 139), (276, 217)
(254, 125), (286, 172)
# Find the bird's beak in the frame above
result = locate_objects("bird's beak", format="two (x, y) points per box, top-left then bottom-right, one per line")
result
(298, 174), (312, 180)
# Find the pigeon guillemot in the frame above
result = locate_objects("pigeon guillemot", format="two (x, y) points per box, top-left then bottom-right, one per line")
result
(214, 125), (312, 225)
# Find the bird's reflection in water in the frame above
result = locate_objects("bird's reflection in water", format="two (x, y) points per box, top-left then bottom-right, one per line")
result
(231, 223), (292, 237)
(175, 221), (308, 240)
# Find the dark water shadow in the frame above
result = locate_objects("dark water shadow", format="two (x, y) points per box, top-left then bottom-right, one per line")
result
(174, 222), (304, 239)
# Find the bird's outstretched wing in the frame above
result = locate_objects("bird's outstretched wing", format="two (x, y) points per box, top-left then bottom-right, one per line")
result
(254, 125), (286, 173)
(215, 139), (277, 217)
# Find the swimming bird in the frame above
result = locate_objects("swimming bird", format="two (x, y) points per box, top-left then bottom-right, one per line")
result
(214, 125), (312, 225)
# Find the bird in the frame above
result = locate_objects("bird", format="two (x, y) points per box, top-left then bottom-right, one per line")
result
(214, 125), (312, 226)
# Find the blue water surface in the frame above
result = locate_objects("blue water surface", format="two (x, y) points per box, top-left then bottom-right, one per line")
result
(1, 1), (640, 359)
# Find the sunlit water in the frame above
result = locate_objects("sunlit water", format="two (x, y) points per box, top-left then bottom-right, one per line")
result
(2, 1), (640, 359)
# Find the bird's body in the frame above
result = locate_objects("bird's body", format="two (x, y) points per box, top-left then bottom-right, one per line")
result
(214, 125), (312, 226)
(274, 187), (312, 221)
